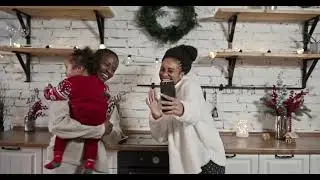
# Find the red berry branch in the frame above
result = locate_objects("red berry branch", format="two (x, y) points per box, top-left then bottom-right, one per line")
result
(26, 100), (48, 121)
(261, 85), (309, 132)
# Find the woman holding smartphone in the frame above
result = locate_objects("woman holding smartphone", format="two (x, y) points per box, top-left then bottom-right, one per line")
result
(146, 45), (226, 174)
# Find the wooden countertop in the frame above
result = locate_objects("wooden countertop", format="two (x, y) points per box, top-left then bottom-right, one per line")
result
(1, 128), (320, 154)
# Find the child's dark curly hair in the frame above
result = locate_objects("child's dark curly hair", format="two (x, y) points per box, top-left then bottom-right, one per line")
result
(69, 47), (100, 75)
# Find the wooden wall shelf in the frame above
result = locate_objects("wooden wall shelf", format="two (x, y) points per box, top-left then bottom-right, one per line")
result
(0, 46), (74, 57)
(0, 6), (114, 20)
(201, 8), (320, 22)
(209, 51), (320, 60)
(199, 8), (320, 90)
(206, 50), (320, 90)
(199, 8), (320, 52)
(0, 46), (76, 82)
(0, 6), (115, 82)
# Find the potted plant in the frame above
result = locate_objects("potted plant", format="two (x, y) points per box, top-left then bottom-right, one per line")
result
(258, 74), (311, 140)
(24, 88), (48, 132)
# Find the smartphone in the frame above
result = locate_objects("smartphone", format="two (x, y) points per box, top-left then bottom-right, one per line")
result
(160, 80), (176, 112)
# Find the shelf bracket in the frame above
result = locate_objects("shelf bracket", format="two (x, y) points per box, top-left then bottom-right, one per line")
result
(12, 8), (31, 45)
(13, 52), (31, 82)
(303, 16), (319, 52)
(226, 57), (237, 87)
(227, 14), (238, 49)
(302, 58), (319, 89)
(94, 10), (105, 45)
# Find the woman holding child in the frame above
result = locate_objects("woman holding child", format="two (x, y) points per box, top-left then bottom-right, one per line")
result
(45, 47), (122, 174)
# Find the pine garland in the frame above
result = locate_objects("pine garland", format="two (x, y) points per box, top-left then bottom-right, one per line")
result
(136, 6), (199, 44)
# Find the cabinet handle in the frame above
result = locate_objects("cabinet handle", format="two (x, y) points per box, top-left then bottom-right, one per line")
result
(275, 154), (294, 159)
(226, 154), (236, 158)
(1, 147), (21, 151)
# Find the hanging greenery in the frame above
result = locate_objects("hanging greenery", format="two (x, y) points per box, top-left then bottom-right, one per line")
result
(136, 6), (199, 44)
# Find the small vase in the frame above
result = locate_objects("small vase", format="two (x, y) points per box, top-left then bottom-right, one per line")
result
(24, 117), (35, 132)
(274, 115), (288, 140)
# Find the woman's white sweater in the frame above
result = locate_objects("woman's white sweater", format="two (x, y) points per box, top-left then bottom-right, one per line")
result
(149, 76), (226, 174)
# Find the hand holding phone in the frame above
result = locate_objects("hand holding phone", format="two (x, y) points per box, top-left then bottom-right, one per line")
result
(160, 80), (176, 112)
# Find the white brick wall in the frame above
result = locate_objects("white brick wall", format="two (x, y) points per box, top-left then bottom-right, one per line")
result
(1, 6), (320, 132)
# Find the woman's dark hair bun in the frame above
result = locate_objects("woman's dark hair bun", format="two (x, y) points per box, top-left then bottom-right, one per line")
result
(182, 45), (197, 62)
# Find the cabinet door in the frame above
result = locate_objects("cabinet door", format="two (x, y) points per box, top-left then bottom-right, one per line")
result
(104, 150), (117, 173)
(259, 154), (309, 174)
(225, 154), (259, 174)
(95, 150), (118, 174)
(310, 155), (320, 174)
(0, 146), (42, 174)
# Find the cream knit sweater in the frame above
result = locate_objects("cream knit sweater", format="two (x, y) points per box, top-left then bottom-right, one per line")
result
(46, 101), (123, 173)
(149, 76), (226, 174)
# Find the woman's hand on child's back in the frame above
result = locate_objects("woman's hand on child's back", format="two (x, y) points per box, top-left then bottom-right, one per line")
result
(105, 122), (113, 135)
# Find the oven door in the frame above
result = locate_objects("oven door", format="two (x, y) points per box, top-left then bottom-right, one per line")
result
(118, 167), (169, 174)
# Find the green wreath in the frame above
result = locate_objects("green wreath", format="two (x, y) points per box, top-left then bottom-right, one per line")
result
(136, 6), (199, 44)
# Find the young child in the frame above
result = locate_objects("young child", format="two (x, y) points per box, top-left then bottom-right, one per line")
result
(43, 47), (109, 174)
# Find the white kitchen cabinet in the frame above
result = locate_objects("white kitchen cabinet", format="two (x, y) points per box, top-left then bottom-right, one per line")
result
(310, 155), (320, 174)
(104, 150), (117, 173)
(259, 154), (309, 174)
(0, 146), (42, 174)
(95, 150), (118, 174)
(225, 154), (259, 174)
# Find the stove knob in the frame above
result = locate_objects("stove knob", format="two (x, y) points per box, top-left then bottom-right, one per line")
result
(152, 156), (160, 164)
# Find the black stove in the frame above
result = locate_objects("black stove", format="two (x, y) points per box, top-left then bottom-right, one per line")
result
(117, 151), (169, 174)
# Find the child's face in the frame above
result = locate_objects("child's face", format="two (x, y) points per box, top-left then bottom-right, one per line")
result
(64, 59), (83, 77)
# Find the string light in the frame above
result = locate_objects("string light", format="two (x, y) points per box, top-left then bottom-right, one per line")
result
(0, 47), (206, 65)
(99, 44), (106, 49)
(127, 55), (132, 61)
(123, 55), (134, 66)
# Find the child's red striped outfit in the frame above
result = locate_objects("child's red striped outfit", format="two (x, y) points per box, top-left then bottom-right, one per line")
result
(44, 75), (109, 173)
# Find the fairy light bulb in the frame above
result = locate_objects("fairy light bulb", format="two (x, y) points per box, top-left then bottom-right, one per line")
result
(99, 44), (106, 49)
(128, 55), (134, 63)
(155, 58), (159, 63)
(123, 55), (133, 66)
(209, 51), (216, 59)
